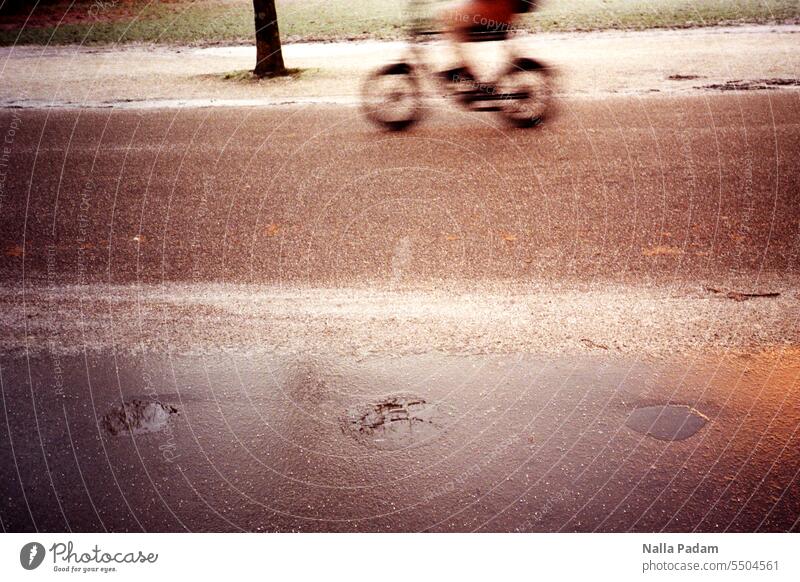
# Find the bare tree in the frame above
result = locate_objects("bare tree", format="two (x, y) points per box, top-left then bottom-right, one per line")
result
(253, 0), (286, 77)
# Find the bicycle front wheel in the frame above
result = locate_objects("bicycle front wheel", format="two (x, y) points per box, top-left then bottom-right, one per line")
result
(494, 58), (552, 129)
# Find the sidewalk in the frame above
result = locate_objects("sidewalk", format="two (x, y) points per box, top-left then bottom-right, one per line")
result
(1, 25), (799, 108)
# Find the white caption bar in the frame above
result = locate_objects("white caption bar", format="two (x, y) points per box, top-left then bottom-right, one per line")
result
(1, 533), (797, 581)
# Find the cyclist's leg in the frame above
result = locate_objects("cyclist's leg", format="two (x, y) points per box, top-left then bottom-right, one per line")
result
(438, 1), (477, 84)
(439, 1), (516, 79)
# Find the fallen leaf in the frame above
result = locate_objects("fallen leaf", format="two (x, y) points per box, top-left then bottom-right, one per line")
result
(642, 245), (683, 257)
(581, 338), (609, 350)
(4, 244), (23, 257)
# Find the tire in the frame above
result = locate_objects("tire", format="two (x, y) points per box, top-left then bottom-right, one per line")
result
(361, 62), (423, 132)
(494, 58), (552, 129)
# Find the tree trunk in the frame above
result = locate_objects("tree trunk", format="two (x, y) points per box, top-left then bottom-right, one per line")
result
(253, 0), (286, 77)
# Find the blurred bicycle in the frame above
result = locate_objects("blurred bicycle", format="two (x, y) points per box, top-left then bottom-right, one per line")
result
(362, 0), (553, 131)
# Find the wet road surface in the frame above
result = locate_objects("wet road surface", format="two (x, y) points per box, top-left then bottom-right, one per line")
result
(1, 91), (799, 532)
(1, 350), (798, 532)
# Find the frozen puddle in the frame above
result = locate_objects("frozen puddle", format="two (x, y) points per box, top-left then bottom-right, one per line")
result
(101, 400), (179, 436)
(626, 404), (708, 441)
(344, 394), (451, 450)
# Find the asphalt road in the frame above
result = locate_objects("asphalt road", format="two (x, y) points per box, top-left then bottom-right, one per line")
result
(1, 91), (799, 532)
(1, 93), (798, 287)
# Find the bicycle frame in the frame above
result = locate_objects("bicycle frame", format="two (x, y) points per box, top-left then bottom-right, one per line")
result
(400, 6), (524, 102)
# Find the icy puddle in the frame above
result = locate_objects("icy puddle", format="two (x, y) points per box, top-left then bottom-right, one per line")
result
(625, 404), (709, 441)
(101, 400), (179, 436)
(344, 394), (453, 450)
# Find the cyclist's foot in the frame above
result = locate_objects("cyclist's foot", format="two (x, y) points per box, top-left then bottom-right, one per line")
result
(439, 67), (483, 106)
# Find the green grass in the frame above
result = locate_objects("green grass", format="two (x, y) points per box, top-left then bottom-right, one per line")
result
(0, 0), (798, 46)
(210, 67), (311, 81)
